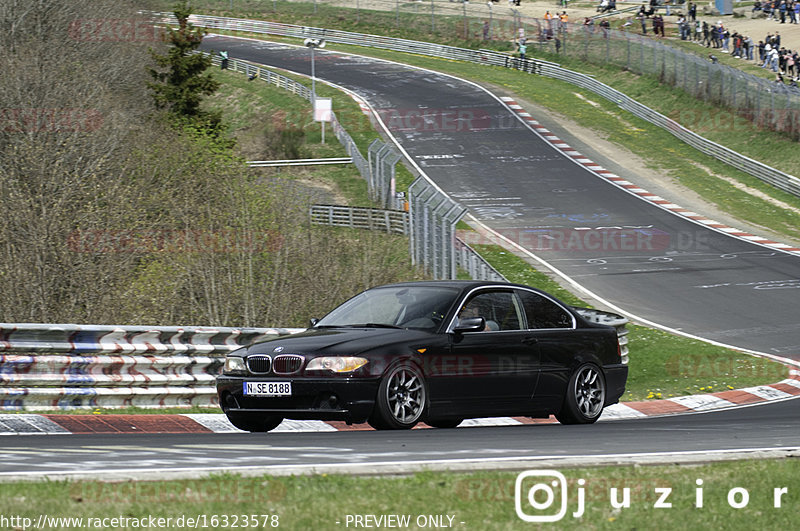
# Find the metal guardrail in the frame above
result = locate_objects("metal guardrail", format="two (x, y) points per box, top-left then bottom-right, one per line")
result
(454, 237), (507, 283)
(248, 157), (353, 167)
(178, 14), (800, 199)
(0, 323), (304, 410)
(310, 204), (408, 234)
(0, 311), (625, 411)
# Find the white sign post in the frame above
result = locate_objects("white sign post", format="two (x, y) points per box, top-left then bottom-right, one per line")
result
(314, 97), (332, 144)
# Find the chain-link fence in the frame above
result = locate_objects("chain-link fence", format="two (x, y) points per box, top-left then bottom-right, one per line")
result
(408, 177), (467, 280)
(367, 139), (403, 209)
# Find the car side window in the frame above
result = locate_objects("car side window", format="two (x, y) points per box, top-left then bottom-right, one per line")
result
(458, 290), (523, 331)
(518, 290), (574, 329)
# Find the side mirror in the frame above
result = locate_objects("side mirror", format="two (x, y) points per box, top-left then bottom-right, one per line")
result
(453, 317), (485, 334)
(309, 318), (319, 327)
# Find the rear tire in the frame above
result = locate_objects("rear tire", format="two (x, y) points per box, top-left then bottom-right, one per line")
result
(555, 363), (606, 425)
(368, 363), (427, 430)
(425, 418), (462, 429)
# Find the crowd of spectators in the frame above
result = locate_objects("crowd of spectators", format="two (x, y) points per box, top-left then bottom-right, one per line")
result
(752, 0), (800, 24)
(620, 3), (800, 85)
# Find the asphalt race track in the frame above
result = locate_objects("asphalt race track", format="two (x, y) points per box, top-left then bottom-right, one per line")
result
(4, 34), (798, 480)
(198, 35), (800, 360)
(1, 400), (798, 480)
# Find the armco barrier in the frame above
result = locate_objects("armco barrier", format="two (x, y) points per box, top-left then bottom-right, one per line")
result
(310, 204), (409, 234)
(0, 311), (627, 410)
(170, 13), (800, 200)
(0, 323), (304, 410)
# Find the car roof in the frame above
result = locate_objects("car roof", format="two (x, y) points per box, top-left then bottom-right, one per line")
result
(370, 280), (550, 294)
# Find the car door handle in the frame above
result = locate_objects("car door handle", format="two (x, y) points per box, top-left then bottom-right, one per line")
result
(522, 337), (538, 345)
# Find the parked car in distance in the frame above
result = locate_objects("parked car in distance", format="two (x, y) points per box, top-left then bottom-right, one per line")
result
(217, 280), (628, 432)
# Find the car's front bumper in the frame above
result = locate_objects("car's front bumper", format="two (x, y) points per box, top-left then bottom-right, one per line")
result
(216, 375), (380, 424)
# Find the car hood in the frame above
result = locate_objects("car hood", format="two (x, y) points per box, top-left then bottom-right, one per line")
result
(244, 327), (435, 356)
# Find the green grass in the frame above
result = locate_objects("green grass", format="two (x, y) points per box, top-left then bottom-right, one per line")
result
(1, 460), (797, 528)
(206, 68), (375, 205)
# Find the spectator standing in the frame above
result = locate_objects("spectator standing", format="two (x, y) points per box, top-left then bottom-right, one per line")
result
(677, 15), (688, 40)
(600, 18), (611, 37)
(703, 21), (710, 46)
(779, 0), (788, 23)
(654, 14), (665, 37)
(794, 1), (800, 23)
(639, 11), (647, 35)
(544, 10), (554, 30)
(785, 50), (795, 77)
(768, 45), (780, 71)
(559, 11), (569, 31)
(689, 2), (697, 21)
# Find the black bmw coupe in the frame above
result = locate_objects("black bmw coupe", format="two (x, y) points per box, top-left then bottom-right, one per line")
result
(217, 281), (628, 431)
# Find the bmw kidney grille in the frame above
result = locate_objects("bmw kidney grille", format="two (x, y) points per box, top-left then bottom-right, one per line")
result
(272, 354), (304, 375)
(246, 355), (271, 374)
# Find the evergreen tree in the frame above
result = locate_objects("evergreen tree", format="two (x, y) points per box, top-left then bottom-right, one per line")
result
(148, 1), (223, 135)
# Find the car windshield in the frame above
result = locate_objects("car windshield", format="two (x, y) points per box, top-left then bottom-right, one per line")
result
(315, 286), (460, 331)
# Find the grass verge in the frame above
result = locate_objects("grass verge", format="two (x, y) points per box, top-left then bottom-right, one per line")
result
(1, 460), (797, 528)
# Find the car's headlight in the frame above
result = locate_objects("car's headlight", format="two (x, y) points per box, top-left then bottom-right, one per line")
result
(306, 356), (369, 373)
(224, 356), (247, 375)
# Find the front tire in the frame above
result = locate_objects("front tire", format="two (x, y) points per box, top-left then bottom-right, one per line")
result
(368, 363), (427, 430)
(555, 363), (606, 425)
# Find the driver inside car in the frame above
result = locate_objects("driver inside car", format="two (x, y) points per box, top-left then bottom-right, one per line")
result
(457, 302), (499, 331)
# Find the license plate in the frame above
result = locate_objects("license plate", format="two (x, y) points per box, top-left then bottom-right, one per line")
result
(243, 381), (292, 397)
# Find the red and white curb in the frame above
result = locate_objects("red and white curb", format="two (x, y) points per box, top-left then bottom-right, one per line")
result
(1, 370), (797, 434)
(499, 97), (800, 255)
